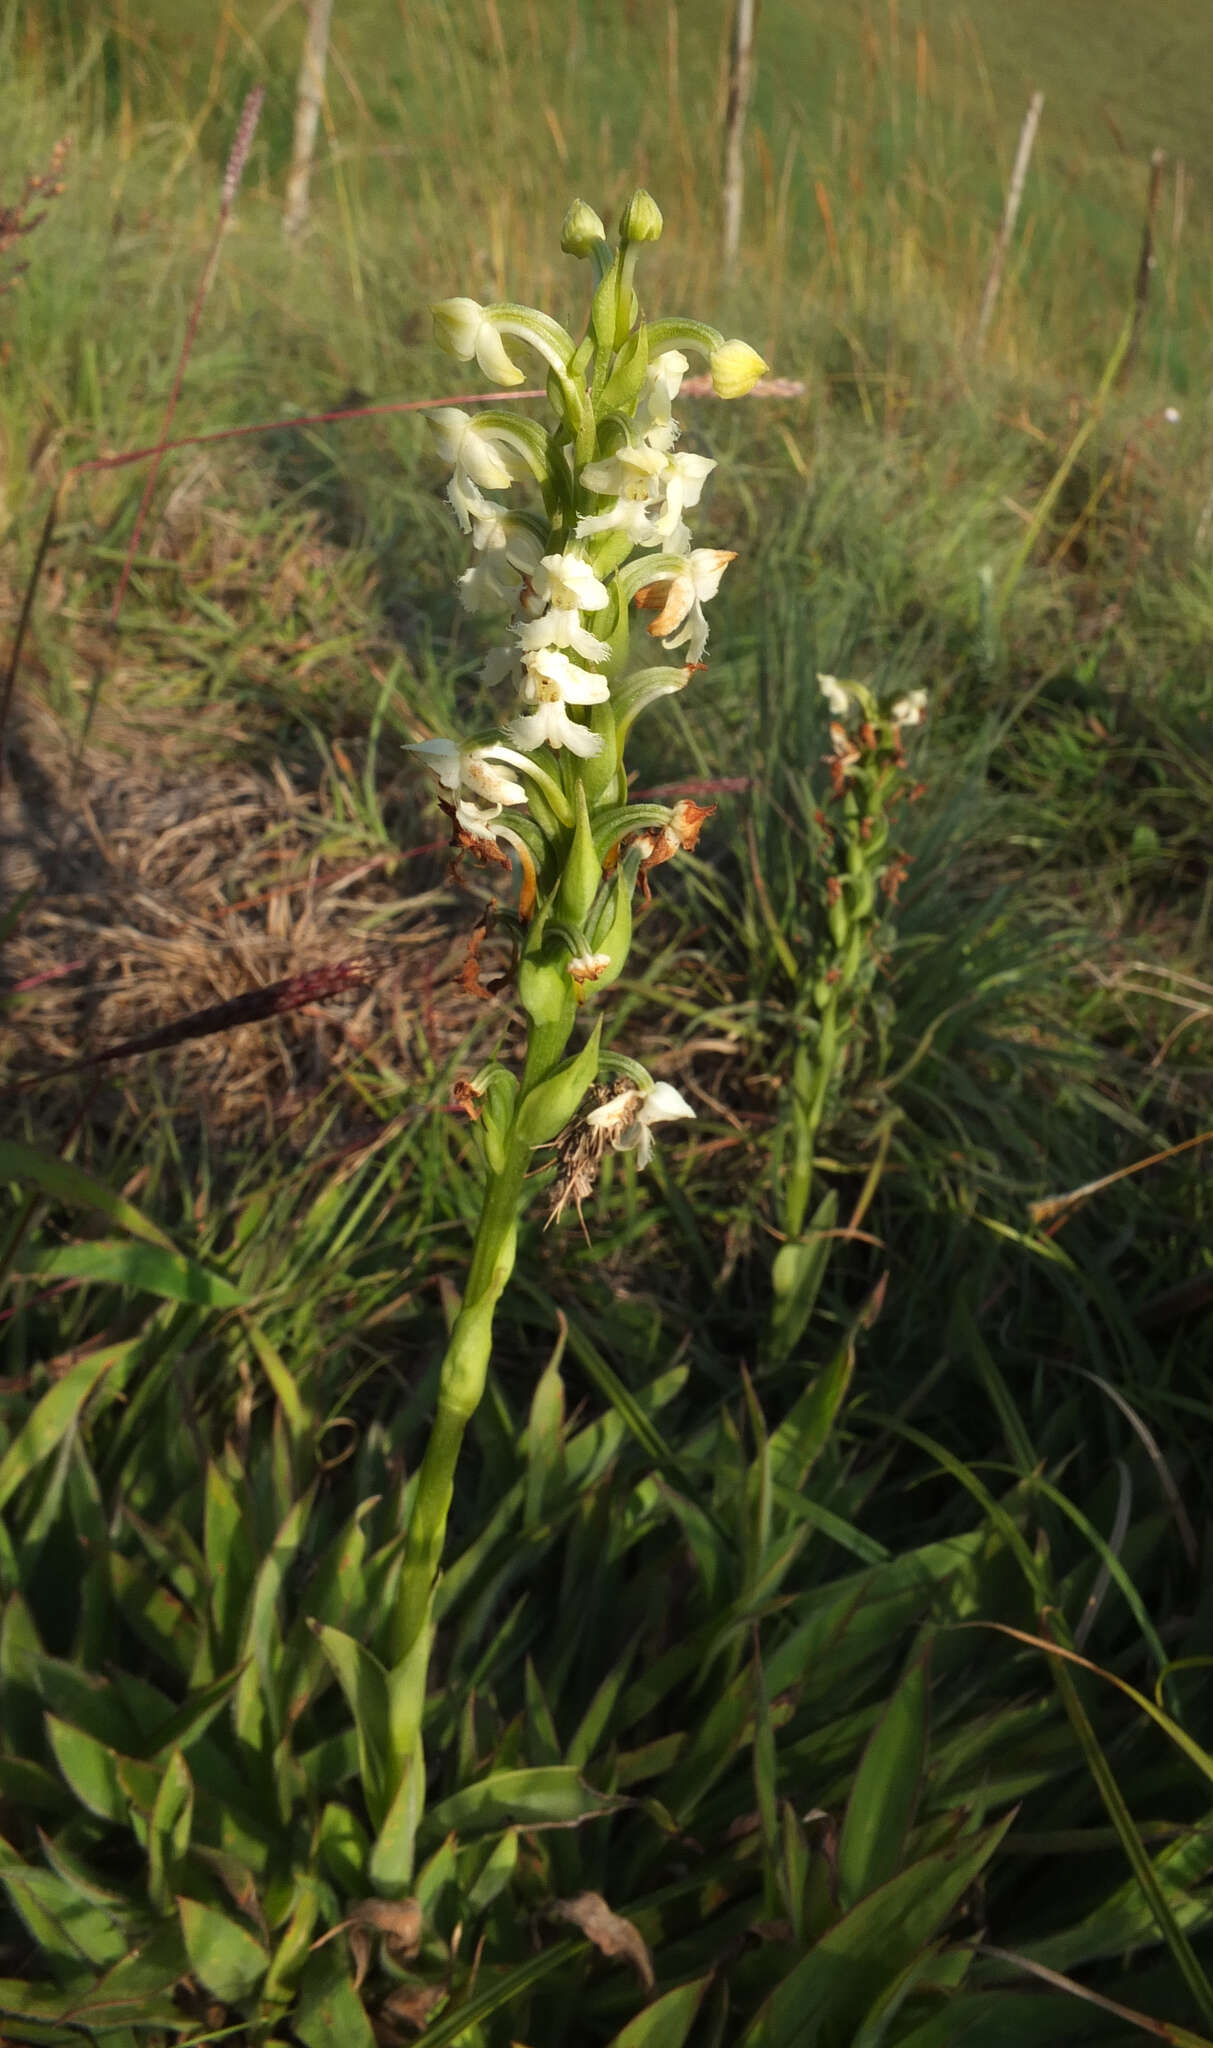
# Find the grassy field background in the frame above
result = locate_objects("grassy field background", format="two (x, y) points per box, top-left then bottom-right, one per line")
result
(1, 2), (1211, 2043)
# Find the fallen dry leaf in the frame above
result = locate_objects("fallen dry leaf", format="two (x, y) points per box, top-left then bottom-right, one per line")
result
(549, 1890), (654, 1992)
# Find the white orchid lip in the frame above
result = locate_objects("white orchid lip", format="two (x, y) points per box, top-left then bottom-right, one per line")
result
(508, 701), (604, 758)
(507, 648), (609, 757)
(515, 610), (612, 662)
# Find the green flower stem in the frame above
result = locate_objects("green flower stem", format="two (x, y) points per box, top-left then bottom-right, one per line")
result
(785, 988), (839, 1242)
(392, 1132), (529, 1669)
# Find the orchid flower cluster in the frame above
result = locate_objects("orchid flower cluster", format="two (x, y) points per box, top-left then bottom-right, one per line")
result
(410, 189), (765, 1193)
(390, 196), (766, 1755)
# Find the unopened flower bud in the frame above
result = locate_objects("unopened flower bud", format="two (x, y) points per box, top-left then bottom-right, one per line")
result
(709, 337), (769, 399)
(619, 188), (663, 244)
(561, 198), (607, 258)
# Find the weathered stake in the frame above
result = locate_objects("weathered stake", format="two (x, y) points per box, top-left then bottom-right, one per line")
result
(721, 0), (757, 274)
(1118, 146), (1166, 386)
(975, 88), (1044, 355)
(284, 0), (335, 236)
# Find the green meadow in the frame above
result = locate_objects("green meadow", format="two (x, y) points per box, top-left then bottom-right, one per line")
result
(0, 2), (1210, 2042)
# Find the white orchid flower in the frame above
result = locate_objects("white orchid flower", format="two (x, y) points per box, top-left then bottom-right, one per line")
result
(428, 408), (535, 531)
(643, 548), (736, 664)
(890, 689), (928, 729)
(507, 648), (608, 758)
(482, 644), (523, 690)
(516, 609), (612, 662)
(514, 548), (613, 660)
(576, 439), (672, 546)
(653, 451), (716, 540)
(530, 550), (610, 613)
(459, 552), (524, 613)
(431, 297), (525, 386)
(408, 735), (527, 840)
(637, 350), (690, 446)
(457, 514), (544, 614)
(586, 1080), (696, 1170)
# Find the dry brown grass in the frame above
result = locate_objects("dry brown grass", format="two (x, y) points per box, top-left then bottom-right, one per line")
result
(1, 694), (505, 1148)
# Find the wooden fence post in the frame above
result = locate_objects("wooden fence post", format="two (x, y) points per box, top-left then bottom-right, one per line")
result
(284, 0), (335, 236)
(722, 0), (757, 274)
(1118, 147), (1166, 386)
(975, 89), (1043, 355)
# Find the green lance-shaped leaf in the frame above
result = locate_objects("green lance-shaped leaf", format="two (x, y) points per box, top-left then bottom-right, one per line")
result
(233, 1485), (315, 1750)
(369, 1736), (425, 1894)
(312, 1623), (391, 1827)
(243, 1316), (314, 1469)
(598, 318), (650, 414)
(262, 1877), (321, 2011)
(766, 1329), (855, 1494)
(61, 1925), (193, 2028)
(515, 1018), (603, 1150)
(177, 1895), (268, 2005)
(556, 780), (602, 929)
(424, 1765), (625, 1839)
(524, 1327), (567, 1529)
(0, 1139), (175, 1247)
(586, 863), (635, 996)
(148, 1750), (193, 1914)
(45, 1713), (127, 1824)
(740, 1814), (1014, 2047)
(0, 1346), (131, 1514)
(769, 1189), (840, 1361)
(837, 1647), (931, 1907)
(465, 1827), (519, 1916)
(16, 1238), (249, 1307)
(474, 1063), (520, 1176)
(0, 1853), (131, 1971)
(293, 1941), (377, 2048)
(316, 1802), (370, 1895)
(204, 1460), (257, 1667)
(606, 1975), (711, 2048)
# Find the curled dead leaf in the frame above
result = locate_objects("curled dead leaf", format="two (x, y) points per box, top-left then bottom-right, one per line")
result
(339, 1897), (423, 1989)
(549, 1890), (654, 1992)
(380, 1979), (446, 2031)
(349, 1897), (423, 1958)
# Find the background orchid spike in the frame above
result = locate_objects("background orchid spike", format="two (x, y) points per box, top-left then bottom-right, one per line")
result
(818, 671), (930, 732)
(396, 197), (757, 1742)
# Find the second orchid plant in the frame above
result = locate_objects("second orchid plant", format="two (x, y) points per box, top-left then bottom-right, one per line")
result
(383, 192), (766, 1853)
